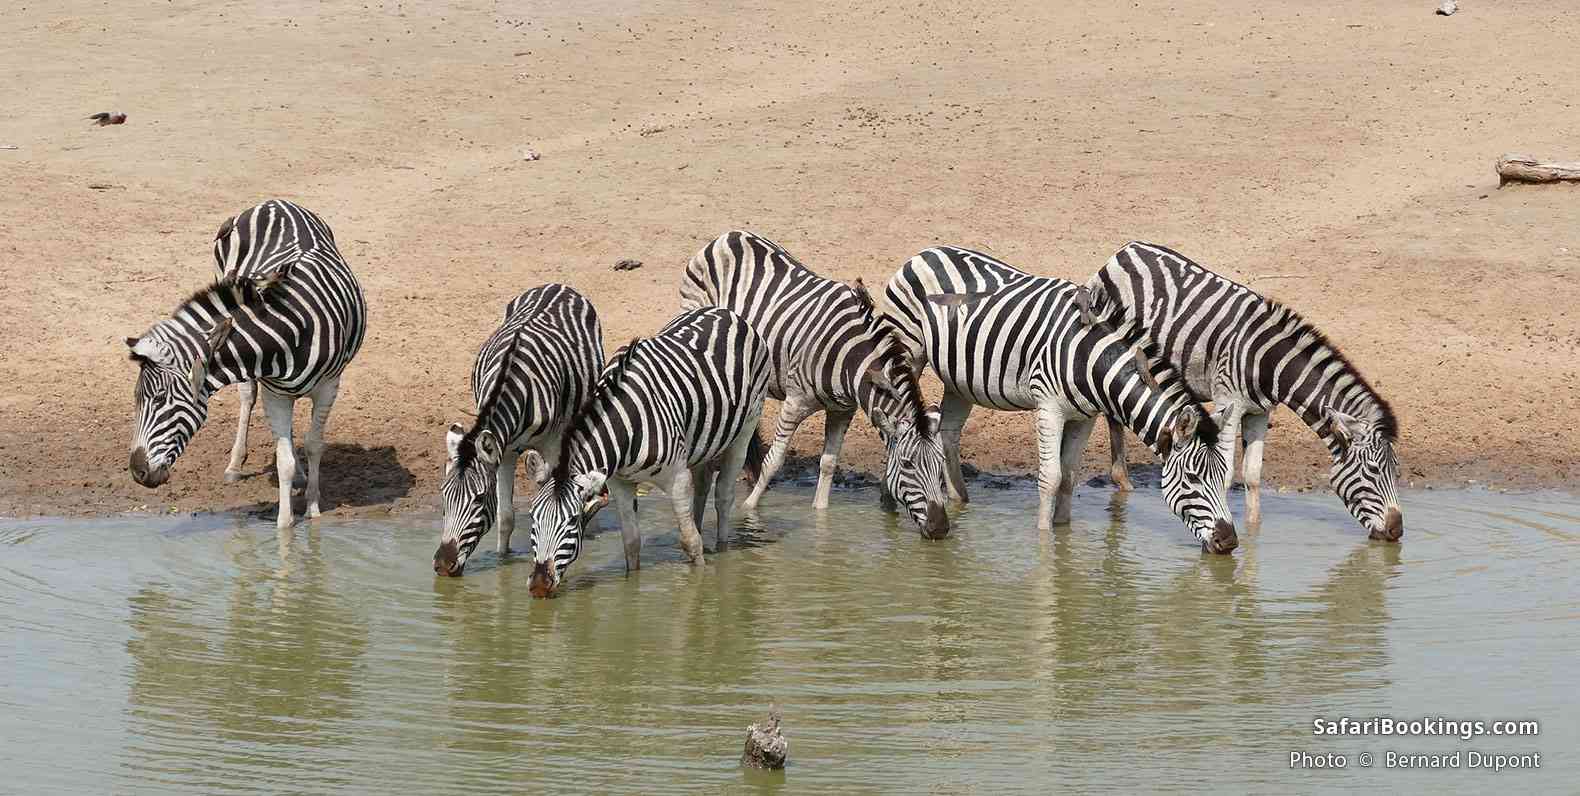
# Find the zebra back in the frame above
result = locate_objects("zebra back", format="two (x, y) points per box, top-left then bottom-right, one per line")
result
(881, 246), (1212, 456)
(554, 306), (771, 485)
(462, 284), (604, 458)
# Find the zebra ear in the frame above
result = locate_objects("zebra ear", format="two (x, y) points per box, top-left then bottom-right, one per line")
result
(446, 423), (466, 462)
(475, 430), (502, 466)
(923, 405), (942, 437)
(1170, 409), (1201, 450)
(187, 357), (207, 395)
(524, 449), (551, 485)
(1325, 406), (1360, 452)
(870, 407), (897, 440)
(574, 470), (608, 499)
(580, 488), (610, 523)
(864, 360), (898, 395)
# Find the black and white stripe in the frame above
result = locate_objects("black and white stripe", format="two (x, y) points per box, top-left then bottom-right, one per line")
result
(679, 230), (949, 537)
(433, 284), (604, 577)
(1083, 242), (1402, 540)
(126, 199), (367, 528)
(880, 246), (1237, 552)
(523, 306), (771, 595)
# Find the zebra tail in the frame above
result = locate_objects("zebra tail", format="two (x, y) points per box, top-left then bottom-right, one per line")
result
(741, 425), (768, 488)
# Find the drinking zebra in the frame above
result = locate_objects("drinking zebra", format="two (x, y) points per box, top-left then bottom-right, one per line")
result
(523, 306), (771, 597)
(125, 199), (366, 528)
(679, 230), (949, 537)
(1081, 241), (1402, 540)
(433, 284), (604, 577)
(880, 246), (1237, 552)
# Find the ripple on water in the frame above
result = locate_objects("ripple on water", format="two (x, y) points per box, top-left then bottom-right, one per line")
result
(0, 488), (1575, 793)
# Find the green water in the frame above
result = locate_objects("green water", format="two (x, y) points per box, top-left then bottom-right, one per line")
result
(2, 486), (1576, 793)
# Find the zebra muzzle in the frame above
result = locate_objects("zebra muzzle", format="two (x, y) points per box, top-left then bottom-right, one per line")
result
(1204, 519), (1238, 554)
(434, 540), (464, 577)
(129, 448), (169, 488)
(921, 502), (950, 539)
(1372, 507), (1404, 542)
(528, 561), (557, 598)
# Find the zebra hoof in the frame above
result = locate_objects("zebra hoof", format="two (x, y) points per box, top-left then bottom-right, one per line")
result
(224, 470), (243, 484)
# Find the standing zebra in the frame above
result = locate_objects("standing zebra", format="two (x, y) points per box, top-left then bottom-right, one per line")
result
(125, 200), (366, 529)
(1081, 242), (1402, 540)
(523, 306), (771, 597)
(880, 246), (1237, 552)
(433, 284), (604, 577)
(679, 230), (949, 537)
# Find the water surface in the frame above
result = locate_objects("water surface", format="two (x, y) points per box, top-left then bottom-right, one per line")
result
(2, 486), (1576, 793)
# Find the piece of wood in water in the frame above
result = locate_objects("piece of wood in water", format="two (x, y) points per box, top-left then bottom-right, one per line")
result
(741, 705), (787, 770)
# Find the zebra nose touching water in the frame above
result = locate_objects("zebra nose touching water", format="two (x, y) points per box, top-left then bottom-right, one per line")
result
(879, 246), (1239, 553)
(1082, 241), (1403, 540)
(679, 230), (951, 537)
(431, 284), (605, 577)
(522, 306), (771, 597)
(124, 200), (366, 530)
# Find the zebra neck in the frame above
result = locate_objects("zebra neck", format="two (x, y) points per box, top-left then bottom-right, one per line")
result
(161, 282), (276, 396)
(1249, 312), (1393, 454)
(1109, 387), (1183, 459)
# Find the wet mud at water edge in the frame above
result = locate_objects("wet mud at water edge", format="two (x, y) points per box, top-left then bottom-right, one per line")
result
(2, 486), (1576, 793)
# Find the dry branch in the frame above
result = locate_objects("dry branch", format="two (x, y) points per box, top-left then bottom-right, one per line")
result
(1496, 154), (1580, 187)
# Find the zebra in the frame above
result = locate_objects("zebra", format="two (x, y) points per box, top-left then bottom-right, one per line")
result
(1081, 241), (1402, 540)
(879, 246), (1238, 552)
(522, 306), (771, 597)
(125, 199), (366, 529)
(679, 230), (949, 537)
(433, 284), (604, 577)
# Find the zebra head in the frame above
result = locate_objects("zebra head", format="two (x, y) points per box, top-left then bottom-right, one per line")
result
(1158, 406), (1237, 554)
(125, 319), (232, 488)
(433, 424), (503, 577)
(871, 406), (949, 538)
(524, 450), (606, 598)
(1324, 404), (1403, 541)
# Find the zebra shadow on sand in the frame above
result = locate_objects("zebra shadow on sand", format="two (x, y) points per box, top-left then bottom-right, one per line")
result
(232, 443), (415, 520)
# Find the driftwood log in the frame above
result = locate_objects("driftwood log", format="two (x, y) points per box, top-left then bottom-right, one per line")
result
(741, 706), (788, 770)
(1496, 154), (1580, 187)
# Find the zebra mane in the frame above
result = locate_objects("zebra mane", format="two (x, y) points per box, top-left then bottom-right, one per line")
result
(875, 331), (931, 435)
(454, 324), (528, 472)
(551, 336), (644, 488)
(1259, 299), (1398, 440)
(132, 277), (269, 362)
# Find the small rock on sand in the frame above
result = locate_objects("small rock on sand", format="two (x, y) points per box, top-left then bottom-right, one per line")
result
(1436, 1), (1457, 15)
(613, 259), (643, 271)
(521, 148), (541, 161)
(741, 705), (788, 770)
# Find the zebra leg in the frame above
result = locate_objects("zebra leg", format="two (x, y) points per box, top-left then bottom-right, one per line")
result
(1215, 400), (1245, 495)
(1240, 411), (1270, 529)
(813, 410), (855, 510)
(744, 395), (817, 511)
(938, 391), (975, 504)
(607, 478), (642, 572)
(261, 388), (298, 529)
(1106, 417), (1134, 491)
(666, 468), (706, 564)
(224, 381), (257, 483)
(1034, 403), (1068, 530)
(1055, 416), (1097, 524)
(713, 422), (758, 552)
(495, 447), (520, 555)
(302, 377), (340, 520)
(690, 465), (711, 531)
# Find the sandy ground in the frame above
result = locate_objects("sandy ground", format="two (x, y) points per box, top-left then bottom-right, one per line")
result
(2, 0), (1577, 519)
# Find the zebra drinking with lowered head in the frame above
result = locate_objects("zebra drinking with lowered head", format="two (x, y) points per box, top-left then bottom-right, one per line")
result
(433, 284), (604, 577)
(523, 306), (771, 597)
(679, 230), (950, 537)
(124, 199), (366, 529)
(1081, 241), (1403, 540)
(880, 246), (1238, 552)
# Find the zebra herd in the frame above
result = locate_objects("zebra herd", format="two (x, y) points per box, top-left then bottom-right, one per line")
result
(124, 200), (1403, 591)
